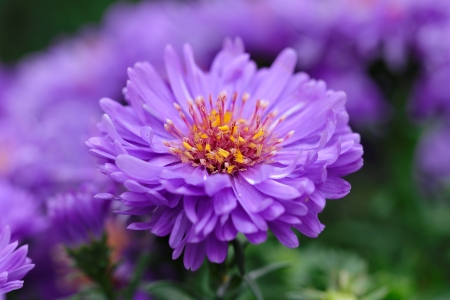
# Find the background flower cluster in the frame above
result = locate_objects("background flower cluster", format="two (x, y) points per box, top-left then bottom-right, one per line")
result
(1, 0), (450, 299)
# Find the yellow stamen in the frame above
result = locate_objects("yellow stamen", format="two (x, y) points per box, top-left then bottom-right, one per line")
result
(183, 142), (193, 150)
(218, 125), (229, 132)
(227, 165), (235, 174)
(200, 133), (208, 139)
(205, 144), (211, 152)
(234, 150), (245, 164)
(253, 129), (264, 140)
(212, 114), (221, 127)
(196, 144), (204, 151)
(184, 151), (195, 160)
(256, 145), (263, 157)
(218, 148), (230, 158)
(224, 111), (233, 123)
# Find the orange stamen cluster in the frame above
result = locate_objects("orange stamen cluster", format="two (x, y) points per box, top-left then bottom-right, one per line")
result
(163, 92), (294, 175)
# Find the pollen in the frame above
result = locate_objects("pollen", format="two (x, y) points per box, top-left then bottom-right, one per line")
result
(163, 92), (291, 175)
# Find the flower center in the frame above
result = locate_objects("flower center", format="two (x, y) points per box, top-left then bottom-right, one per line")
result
(163, 92), (293, 175)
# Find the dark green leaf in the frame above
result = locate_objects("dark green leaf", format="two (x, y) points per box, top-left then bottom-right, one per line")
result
(123, 254), (150, 300)
(248, 262), (290, 280)
(142, 281), (202, 300)
(232, 239), (246, 276)
(243, 275), (263, 300)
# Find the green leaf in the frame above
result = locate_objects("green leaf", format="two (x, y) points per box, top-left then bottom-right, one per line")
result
(216, 274), (242, 299)
(123, 254), (150, 300)
(360, 286), (389, 300)
(243, 275), (263, 300)
(56, 288), (105, 300)
(142, 281), (203, 300)
(248, 262), (290, 280)
(232, 239), (246, 276)
(66, 234), (116, 300)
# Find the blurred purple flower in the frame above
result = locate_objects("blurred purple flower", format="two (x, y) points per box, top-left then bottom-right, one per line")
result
(87, 38), (363, 270)
(416, 122), (450, 183)
(47, 185), (111, 248)
(416, 21), (450, 70)
(312, 66), (390, 125)
(102, 0), (290, 74)
(265, 0), (400, 125)
(0, 226), (34, 295)
(1, 33), (118, 191)
(0, 181), (46, 242)
(411, 66), (450, 119)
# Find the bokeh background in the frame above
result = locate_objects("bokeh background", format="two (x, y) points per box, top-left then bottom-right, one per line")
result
(1, 0), (450, 299)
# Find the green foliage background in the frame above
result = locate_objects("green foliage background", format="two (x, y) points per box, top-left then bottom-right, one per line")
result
(1, 0), (450, 299)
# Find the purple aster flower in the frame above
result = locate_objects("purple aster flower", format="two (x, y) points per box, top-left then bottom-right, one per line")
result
(0, 180), (46, 242)
(416, 122), (450, 185)
(47, 185), (111, 248)
(0, 226), (34, 295)
(87, 38), (363, 271)
(102, 0), (289, 75)
(312, 66), (390, 125)
(411, 65), (450, 120)
(416, 21), (450, 70)
(264, 0), (397, 125)
(1, 33), (118, 192)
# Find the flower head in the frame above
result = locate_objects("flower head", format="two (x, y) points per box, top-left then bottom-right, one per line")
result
(47, 185), (111, 248)
(0, 226), (34, 295)
(0, 181), (46, 241)
(1, 33), (117, 191)
(88, 38), (363, 270)
(416, 122), (450, 188)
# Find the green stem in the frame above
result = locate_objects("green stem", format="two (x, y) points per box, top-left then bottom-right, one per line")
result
(123, 254), (150, 300)
(67, 235), (117, 300)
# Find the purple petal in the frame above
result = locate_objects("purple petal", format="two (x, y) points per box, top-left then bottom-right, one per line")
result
(206, 236), (228, 264)
(7, 264), (35, 281)
(183, 242), (206, 271)
(0, 280), (24, 294)
(204, 174), (232, 196)
(127, 222), (153, 231)
(245, 231), (268, 244)
(184, 196), (199, 223)
(231, 207), (258, 234)
(0, 245), (28, 271)
(269, 222), (299, 248)
(254, 179), (300, 200)
(215, 218), (238, 242)
(213, 188), (237, 215)
(280, 200), (308, 217)
(116, 154), (162, 182)
(233, 174), (266, 212)
(239, 165), (273, 184)
(294, 212), (325, 238)
(318, 177), (351, 199)
(260, 201), (285, 221)
(164, 45), (193, 114)
(169, 213), (188, 248)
